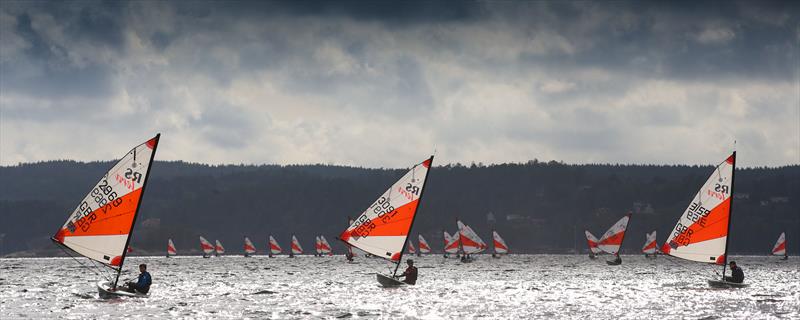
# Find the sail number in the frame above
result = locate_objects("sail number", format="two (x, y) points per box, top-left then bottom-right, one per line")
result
(67, 179), (124, 233)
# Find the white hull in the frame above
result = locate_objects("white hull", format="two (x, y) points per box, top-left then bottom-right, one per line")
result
(97, 280), (148, 299)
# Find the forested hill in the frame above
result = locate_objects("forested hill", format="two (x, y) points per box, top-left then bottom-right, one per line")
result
(1, 160), (798, 257)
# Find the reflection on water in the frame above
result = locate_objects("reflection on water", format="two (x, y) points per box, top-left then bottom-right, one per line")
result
(0, 255), (798, 319)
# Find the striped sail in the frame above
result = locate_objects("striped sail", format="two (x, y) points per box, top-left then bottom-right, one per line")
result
(418, 235), (431, 254)
(407, 241), (416, 254)
(340, 157), (433, 262)
(493, 230), (509, 254)
(458, 220), (487, 254)
(52, 135), (159, 267)
(661, 153), (735, 264)
(244, 237), (256, 255)
(444, 231), (460, 254)
(598, 214), (631, 254)
(215, 240), (225, 255)
(200, 236), (214, 255)
(167, 239), (177, 256)
(642, 231), (657, 254)
(585, 230), (602, 254)
(291, 235), (303, 255)
(269, 235), (282, 254)
(320, 236), (332, 255)
(772, 232), (786, 256)
(315, 236), (322, 255)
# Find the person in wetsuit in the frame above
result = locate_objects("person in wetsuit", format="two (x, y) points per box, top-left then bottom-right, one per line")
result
(398, 259), (418, 285)
(123, 264), (152, 294)
(724, 261), (744, 283)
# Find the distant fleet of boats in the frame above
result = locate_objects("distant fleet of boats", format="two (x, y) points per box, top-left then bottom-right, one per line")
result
(49, 135), (791, 295)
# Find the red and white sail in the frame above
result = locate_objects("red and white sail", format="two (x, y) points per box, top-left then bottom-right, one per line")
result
(458, 220), (487, 254)
(244, 237), (256, 255)
(585, 230), (602, 254)
(320, 236), (333, 255)
(642, 231), (657, 255)
(315, 236), (322, 255)
(407, 241), (416, 254)
(493, 230), (509, 254)
(291, 235), (303, 255)
(339, 157), (433, 261)
(661, 154), (735, 264)
(167, 239), (177, 256)
(418, 235), (431, 254)
(200, 236), (214, 255)
(772, 232), (786, 256)
(51, 135), (160, 267)
(598, 214), (631, 254)
(215, 240), (225, 255)
(269, 235), (282, 254)
(443, 231), (460, 254)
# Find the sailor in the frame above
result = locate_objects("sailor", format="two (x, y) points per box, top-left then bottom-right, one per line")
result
(724, 261), (745, 283)
(123, 264), (151, 294)
(398, 259), (418, 285)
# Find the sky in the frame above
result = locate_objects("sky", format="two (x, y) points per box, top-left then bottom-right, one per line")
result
(1, 1), (798, 168)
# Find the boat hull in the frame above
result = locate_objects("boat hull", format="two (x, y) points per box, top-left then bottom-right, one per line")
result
(606, 260), (622, 266)
(97, 280), (148, 299)
(707, 279), (748, 288)
(376, 274), (406, 288)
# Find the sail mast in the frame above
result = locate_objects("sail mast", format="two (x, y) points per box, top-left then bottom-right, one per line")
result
(721, 152), (736, 280)
(391, 155), (434, 277)
(113, 133), (160, 288)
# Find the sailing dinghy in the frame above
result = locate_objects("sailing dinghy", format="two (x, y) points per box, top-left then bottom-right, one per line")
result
(772, 232), (787, 260)
(339, 156), (433, 287)
(51, 134), (160, 298)
(315, 236), (323, 256)
(167, 239), (177, 258)
(215, 240), (225, 256)
(200, 236), (214, 258)
(443, 230), (459, 258)
(244, 237), (256, 257)
(408, 241), (417, 255)
(290, 235), (303, 257)
(457, 220), (487, 262)
(643, 231), (657, 258)
(320, 236), (333, 256)
(418, 235), (431, 255)
(598, 214), (631, 265)
(492, 230), (509, 257)
(268, 235), (282, 257)
(660, 153), (746, 288)
(585, 230), (602, 259)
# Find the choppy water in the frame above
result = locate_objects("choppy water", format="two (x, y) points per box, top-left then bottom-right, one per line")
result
(1, 255), (798, 319)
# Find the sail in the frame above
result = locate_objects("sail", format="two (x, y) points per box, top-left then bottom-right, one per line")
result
(642, 231), (657, 254)
(200, 236), (214, 255)
(167, 239), (177, 256)
(339, 157), (433, 262)
(444, 231), (460, 254)
(772, 232), (786, 256)
(269, 235), (282, 254)
(244, 237), (256, 255)
(215, 240), (225, 255)
(418, 235), (431, 254)
(315, 236), (322, 255)
(291, 235), (303, 254)
(51, 135), (159, 267)
(458, 220), (487, 254)
(493, 230), (509, 254)
(585, 230), (602, 254)
(407, 241), (416, 254)
(661, 153), (735, 264)
(320, 236), (333, 255)
(597, 214), (631, 254)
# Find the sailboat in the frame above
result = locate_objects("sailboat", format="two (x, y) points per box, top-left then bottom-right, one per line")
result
(772, 232), (788, 260)
(167, 239), (177, 258)
(660, 153), (745, 288)
(584, 230), (602, 259)
(457, 220), (487, 262)
(268, 235), (282, 257)
(643, 231), (657, 258)
(492, 230), (509, 257)
(339, 156), (433, 287)
(315, 236), (323, 256)
(598, 214), (631, 265)
(320, 236), (333, 256)
(50, 135), (160, 298)
(215, 240), (225, 256)
(200, 236), (214, 258)
(443, 230), (460, 258)
(418, 235), (431, 255)
(244, 237), (256, 257)
(407, 241), (417, 255)
(290, 235), (303, 257)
